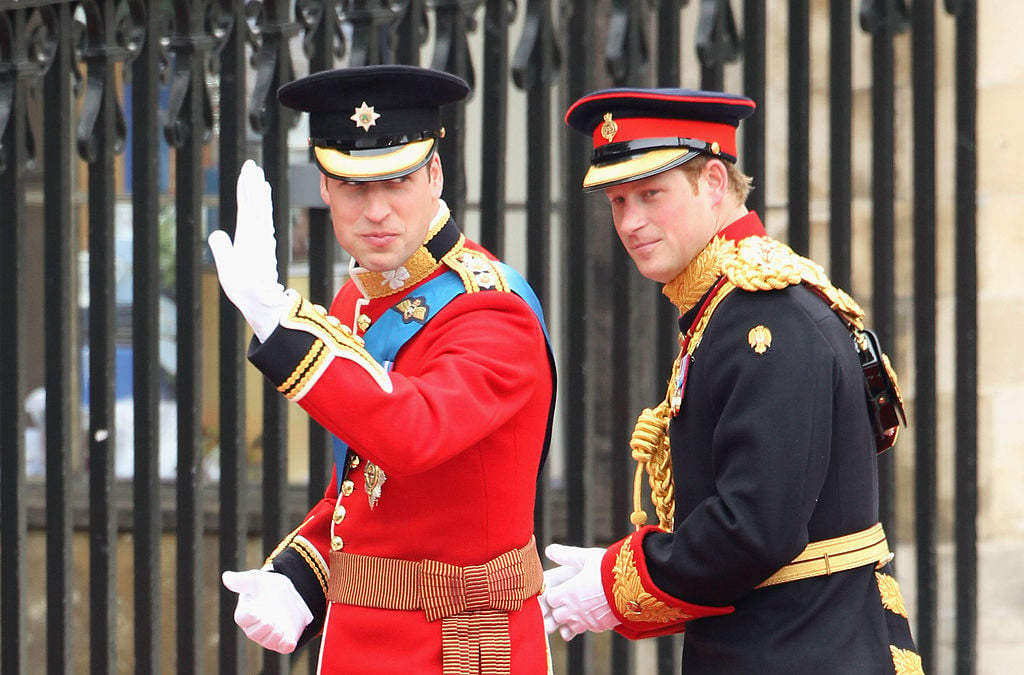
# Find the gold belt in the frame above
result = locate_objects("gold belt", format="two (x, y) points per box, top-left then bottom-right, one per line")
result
(327, 537), (543, 675)
(757, 522), (893, 588)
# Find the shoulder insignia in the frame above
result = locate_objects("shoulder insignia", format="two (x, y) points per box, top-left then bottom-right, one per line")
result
(876, 571), (909, 618)
(890, 645), (924, 675)
(721, 236), (865, 328)
(612, 541), (694, 624)
(443, 248), (510, 294)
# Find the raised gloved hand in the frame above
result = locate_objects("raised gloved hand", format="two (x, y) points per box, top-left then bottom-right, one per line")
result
(542, 543), (621, 641)
(208, 160), (292, 342)
(222, 568), (313, 654)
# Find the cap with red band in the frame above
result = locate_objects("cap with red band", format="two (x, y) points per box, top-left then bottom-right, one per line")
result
(565, 88), (756, 192)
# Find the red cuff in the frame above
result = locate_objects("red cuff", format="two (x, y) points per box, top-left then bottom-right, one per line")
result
(600, 526), (734, 640)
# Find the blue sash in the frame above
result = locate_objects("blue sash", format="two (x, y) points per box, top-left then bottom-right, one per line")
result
(332, 263), (551, 492)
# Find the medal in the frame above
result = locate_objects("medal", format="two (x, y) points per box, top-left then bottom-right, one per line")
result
(670, 356), (688, 415)
(364, 461), (386, 509)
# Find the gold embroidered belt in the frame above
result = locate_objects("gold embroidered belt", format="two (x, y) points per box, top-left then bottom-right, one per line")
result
(756, 522), (892, 588)
(327, 537), (543, 675)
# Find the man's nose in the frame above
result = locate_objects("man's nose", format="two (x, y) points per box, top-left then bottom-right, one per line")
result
(615, 203), (645, 235)
(363, 190), (391, 222)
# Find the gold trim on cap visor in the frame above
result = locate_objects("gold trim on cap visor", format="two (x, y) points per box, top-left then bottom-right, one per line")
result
(582, 147), (698, 192)
(313, 138), (435, 181)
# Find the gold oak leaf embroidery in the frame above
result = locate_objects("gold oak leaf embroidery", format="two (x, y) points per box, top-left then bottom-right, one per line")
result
(612, 544), (693, 624)
(889, 645), (924, 675)
(876, 572), (908, 618)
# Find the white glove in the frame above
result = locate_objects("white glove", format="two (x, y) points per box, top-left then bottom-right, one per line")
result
(538, 563), (581, 635)
(543, 543), (621, 641)
(208, 160), (292, 342)
(222, 568), (313, 654)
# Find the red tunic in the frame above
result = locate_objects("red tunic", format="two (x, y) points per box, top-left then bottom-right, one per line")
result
(248, 233), (554, 675)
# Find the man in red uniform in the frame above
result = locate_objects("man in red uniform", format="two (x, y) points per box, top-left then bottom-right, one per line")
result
(540, 88), (922, 673)
(209, 65), (555, 674)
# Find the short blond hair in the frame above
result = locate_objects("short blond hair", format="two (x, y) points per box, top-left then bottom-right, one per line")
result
(679, 155), (753, 204)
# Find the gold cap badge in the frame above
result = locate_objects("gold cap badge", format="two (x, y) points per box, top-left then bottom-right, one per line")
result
(600, 112), (618, 142)
(748, 325), (772, 354)
(351, 101), (381, 131)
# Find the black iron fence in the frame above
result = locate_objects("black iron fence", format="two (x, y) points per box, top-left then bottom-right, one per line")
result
(0, 1), (977, 674)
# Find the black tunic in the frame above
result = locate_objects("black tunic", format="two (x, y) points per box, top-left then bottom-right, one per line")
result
(640, 272), (915, 672)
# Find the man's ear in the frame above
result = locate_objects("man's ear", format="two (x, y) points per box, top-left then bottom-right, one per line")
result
(702, 159), (730, 205)
(429, 152), (444, 199)
(319, 173), (330, 206)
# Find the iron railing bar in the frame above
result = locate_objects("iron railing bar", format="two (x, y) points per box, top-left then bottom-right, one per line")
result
(257, 4), (295, 673)
(953, 2), (978, 673)
(524, 0), (557, 558)
(563, 3), (599, 673)
(828, 0), (853, 289)
(606, 2), (649, 672)
(393, 0), (425, 65)
(130, 1), (164, 671)
(788, 0), (810, 254)
(910, 0), (938, 669)
(478, 0), (510, 256)
(0, 8), (29, 674)
(867, 7), (898, 550)
(217, 2), (251, 673)
(42, 5), (76, 673)
(431, 1), (476, 228)
(173, 48), (208, 675)
(742, 0), (767, 219)
(304, 9), (337, 670)
(85, 3), (123, 670)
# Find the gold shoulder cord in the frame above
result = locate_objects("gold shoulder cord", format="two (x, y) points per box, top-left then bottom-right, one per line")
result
(629, 399), (675, 531)
(627, 281), (735, 533)
(627, 235), (864, 533)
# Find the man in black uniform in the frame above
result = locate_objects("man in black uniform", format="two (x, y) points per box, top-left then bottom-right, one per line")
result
(540, 87), (922, 673)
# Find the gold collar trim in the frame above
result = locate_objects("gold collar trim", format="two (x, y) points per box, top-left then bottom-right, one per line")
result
(351, 203), (464, 300)
(661, 235), (737, 314)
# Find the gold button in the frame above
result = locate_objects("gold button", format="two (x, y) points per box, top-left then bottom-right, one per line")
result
(330, 536), (344, 551)
(348, 455), (360, 469)
(341, 479), (354, 497)
(357, 314), (372, 332)
(332, 505), (346, 524)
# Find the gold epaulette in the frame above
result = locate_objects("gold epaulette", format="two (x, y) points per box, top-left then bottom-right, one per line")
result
(722, 236), (865, 330)
(441, 247), (511, 294)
